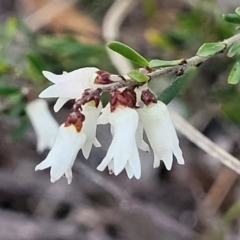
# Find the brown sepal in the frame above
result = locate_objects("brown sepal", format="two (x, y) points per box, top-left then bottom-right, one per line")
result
(64, 112), (85, 132)
(141, 89), (157, 106)
(110, 88), (137, 112)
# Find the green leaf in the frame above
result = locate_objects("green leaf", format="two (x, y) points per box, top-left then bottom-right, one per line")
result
(108, 41), (149, 67)
(0, 87), (19, 95)
(227, 41), (240, 57)
(127, 70), (150, 83)
(223, 13), (240, 24)
(235, 7), (240, 17)
(158, 67), (196, 104)
(149, 59), (184, 68)
(228, 60), (240, 84)
(196, 42), (226, 57)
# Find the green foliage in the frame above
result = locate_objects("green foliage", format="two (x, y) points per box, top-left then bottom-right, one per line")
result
(227, 60), (240, 84)
(227, 41), (240, 57)
(223, 13), (240, 24)
(158, 67), (196, 104)
(220, 86), (240, 123)
(127, 70), (150, 83)
(108, 41), (149, 67)
(26, 53), (50, 82)
(146, 5), (234, 56)
(0, 61), (13, 74)
(236, 7), (240, 16)
(0, 18), (18, 58)
(0, 87), (19, 96)
(39, 36), (112, 71)
(149, 59), (184, 68)
(196, 42), (226, 57)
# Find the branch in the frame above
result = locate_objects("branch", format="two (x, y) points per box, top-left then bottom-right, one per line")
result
(101, 0), (240, 176)
(170, 110), (240, 174)
(149, 32), (240, 78)
(98, 32), (240, 93)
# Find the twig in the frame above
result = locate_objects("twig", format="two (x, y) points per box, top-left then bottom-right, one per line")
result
(170, 110), (240, 174)
(149, 32), (240, 78)
(198, 166), (238, 220)
(98, 32), (240, 93)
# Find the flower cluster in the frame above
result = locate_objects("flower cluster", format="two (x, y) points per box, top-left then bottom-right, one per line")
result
(35, 67), (184, 183)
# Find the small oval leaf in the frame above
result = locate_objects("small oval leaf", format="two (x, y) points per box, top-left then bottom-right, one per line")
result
(127, 70), (150, 83)
(196, 42), (226, 57)
(227, 41), (240, 57)
(108, 41), (149, 67)
(228, 60), (240, 84)
(158, 67), (196, 104)
(223, 13), (240, 24)
(235, 7), (240, 17)
(149, 59), (184, 68)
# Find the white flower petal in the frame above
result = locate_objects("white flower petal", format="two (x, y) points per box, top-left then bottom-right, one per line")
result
(35, 124), (86, 183)
(97, 107), (141, 178)
(25, 99), (59, 153)
(54, 98), (70, 112)
(39, 85), (59, 98)
(81, 102), (102, 159)
(98, 103), (110, 125)
(35, 159), (52, 170)
(108, 160), (114, 174)
(168, 124), (185, 165)
(65, 168), (73, 185)
(138, 101), (184, 170)
(113, 151), (129, 175)
(40, 67), (99, 102)
(97, 154), (112, 172)
(135, 123), (149, 152)
(93, 138), (101, 147)
(42, 71), (59, 83)
(43, 67), (98, 83)
(125, 163), (134, 179)
(129, 146), (141, 179)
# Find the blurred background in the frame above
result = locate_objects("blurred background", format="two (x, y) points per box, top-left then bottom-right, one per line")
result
(1, 0), (240, 239)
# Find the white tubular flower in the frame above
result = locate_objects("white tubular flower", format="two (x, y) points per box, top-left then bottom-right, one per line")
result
(98, 103), (149, 152)
(98, 103), (110, 125)
(39, 67), (99, 112)
(97, 107), (141, 179)
(35, 124), (86, 184)
(138, 101), (184, 170)
(25, 99), (59, 153)
(81, 101), (102, 159)
(135, 123), (150, 152)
